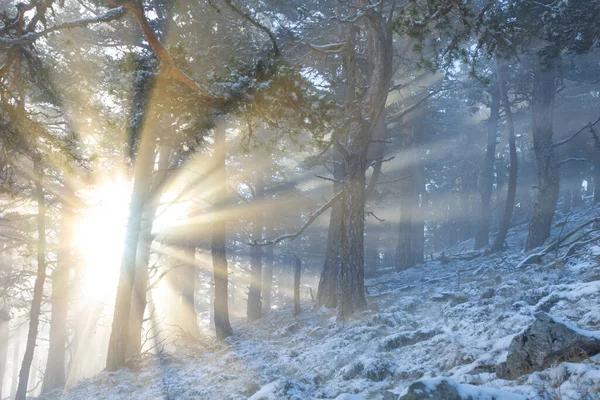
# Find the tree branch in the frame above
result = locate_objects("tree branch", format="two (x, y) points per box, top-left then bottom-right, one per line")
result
(252, 190), (344, 246)
(0, 7), (126, 48)
(553, 115), (600, 148)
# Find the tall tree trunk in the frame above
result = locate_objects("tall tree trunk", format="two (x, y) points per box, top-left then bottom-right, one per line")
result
(262, 236), (274, 311)
(395, 122), (421, 270)
(246, 170), (264, 322)
(316, 159), (343, 309)
(128, 146), (170, 357)
(338, 153), (368, 317)
(526, 57), (560, 250)
(211, 121), (233, 341)
(262, 168), (274, 312)
(475, 80), (500, 249)
(27, 349), (38, 394)
(16, 159), (46, 400)
(293, 256), (301, 316)
(127, 215), (151, 359)
(106, 130), (155, 371)
(41, 205), (73, 395)
(492, 59), (518, 253)
(337, 4), (392, 318)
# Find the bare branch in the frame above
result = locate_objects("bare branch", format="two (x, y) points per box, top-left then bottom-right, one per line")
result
(222, 0), (279, 56)
(0, 7), (126, 48)
(252, 190), (344, 246)
(553, 115), (600, 148)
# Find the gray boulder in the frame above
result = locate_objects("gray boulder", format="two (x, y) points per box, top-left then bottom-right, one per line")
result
(399, 378), (528, 399)
(496, 312), (600, 379)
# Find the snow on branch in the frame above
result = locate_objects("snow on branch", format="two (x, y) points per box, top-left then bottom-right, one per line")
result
(0, 7), (126, 48)
(553, 115), (600, 148)
(306, 41), (347, 54)
(517, 216), (600, 268)
(251, 189), (344, 246)
(223, 0), (279, 56)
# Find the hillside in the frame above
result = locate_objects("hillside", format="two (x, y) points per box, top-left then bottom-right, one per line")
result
(45, 201), (600, 400)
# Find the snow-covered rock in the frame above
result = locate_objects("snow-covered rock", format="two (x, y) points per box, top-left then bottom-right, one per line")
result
(497, 312), (600, 379)
(398, 377), (528, 399)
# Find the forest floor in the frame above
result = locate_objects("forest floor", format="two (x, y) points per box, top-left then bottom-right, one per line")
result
(46, 202), (600, 400)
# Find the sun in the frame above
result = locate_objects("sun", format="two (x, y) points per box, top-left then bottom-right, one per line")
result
(74, 177), (131, 303)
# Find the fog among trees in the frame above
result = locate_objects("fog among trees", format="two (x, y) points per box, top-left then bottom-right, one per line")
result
(1, 1), (600, 399)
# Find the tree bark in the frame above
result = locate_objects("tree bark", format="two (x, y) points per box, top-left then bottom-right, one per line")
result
(338, 152), (368, 317)
(128, 145), (170, 357)
(15, 158), (46, 400)
(293, 256), (301, 316)
(395, 122), (423, 270)
(316, 159), (343, 309)
(41, 205), (73, 395)
(246, 170), (264, 322)
(492, 59), (518, 253)
(106, 130), (155, 371)
(475, 81), (500, 249)
(211, 121), (233, 341)
(336, 4), (393, 318)
(526, 57), (560, 250)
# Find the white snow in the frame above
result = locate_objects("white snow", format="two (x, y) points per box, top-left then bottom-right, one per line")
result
(47, 203), (600, 400)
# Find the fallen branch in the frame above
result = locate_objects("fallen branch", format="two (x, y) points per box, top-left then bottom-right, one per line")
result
(517, 216), (600, 268)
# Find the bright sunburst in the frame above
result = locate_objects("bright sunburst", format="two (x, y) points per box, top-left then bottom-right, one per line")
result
(74, 177), (131, 303)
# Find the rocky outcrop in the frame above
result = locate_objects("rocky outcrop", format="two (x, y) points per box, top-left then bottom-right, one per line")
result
(398, 378), (527, 399)
(496, 312), (600, 379)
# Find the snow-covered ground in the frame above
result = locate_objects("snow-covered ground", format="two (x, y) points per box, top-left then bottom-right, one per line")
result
(47, 203), (600, 400)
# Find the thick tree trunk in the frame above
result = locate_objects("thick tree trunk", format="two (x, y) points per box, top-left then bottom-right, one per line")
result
(338, 153), (368, 318)
(475, 81), (500, 249)
(16, 159), (46, 400)
(106, 130), (155, 371)
(128, 146), (170, 357)
(211, 122), (233, 341)
(293, 256), (301, 316)
(492, 59), (518, 253)
(526, 57), (560, 250)
(246, 170), (264, 322)
(41, 206), (73, 395)
(337, 5), (392, 318)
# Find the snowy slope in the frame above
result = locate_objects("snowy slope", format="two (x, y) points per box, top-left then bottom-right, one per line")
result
(47, 202), (600, 400)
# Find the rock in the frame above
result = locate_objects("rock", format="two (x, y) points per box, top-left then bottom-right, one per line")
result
(399, 378), (528, 399)
(480, 288), (495, 299)
(496, 312), (600, 379)
(379, 328), (440, 351)
(399, 379), (461, 399)
(382, 390), (399, 400)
